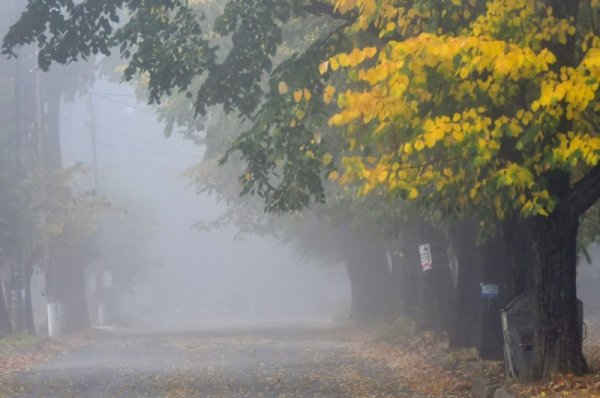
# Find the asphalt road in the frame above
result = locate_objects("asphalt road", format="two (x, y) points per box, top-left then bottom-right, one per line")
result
(1, 327), (418, 397)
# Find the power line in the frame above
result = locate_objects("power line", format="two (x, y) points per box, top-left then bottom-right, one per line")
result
(92, 93), (157, 115)
(90, 91), (138, 98)
(46, 69), (117, 83)
(94, 122), (169, 147)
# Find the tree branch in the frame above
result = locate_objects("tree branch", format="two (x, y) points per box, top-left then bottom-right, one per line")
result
(568, 164), (600, 217)
(300, 0), (356, 21)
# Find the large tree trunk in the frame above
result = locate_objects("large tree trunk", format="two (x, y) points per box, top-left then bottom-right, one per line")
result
(532, 211), (587, 377)
(447, 219), (481, 349)
(399, 234), (421, 318)
(344, 247), (393, 322)
(413, 221), (454, 335)
(339, 227), (393, 322)
(529, 0), (588, 378)
(389, 252), (405, 317)
(478, 234), (509, 360)
(392, 234), (421, 319)
(503, 215), (534, 299)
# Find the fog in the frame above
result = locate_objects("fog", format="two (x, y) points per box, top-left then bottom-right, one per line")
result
(55, 78), (350, 332)
(6, 2), (600, 396)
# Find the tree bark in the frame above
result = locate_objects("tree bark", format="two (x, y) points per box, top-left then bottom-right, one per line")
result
(503, 215), (534, 299)
(415, 221), (453, 335)
(447, 219), (481, 349)
(339, 227), (394, 322)
(532, 210), (587, 377)
(344, 247), (393, 322)
(478, 234), (509, 360)
(399, 234), (421, 318)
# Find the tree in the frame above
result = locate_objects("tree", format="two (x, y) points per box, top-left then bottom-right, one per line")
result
(2, 0), (353, 212)
(7, 0), (600, 378)
(322, 0), (599, 377)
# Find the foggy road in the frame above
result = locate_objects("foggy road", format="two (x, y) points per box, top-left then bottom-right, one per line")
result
(1, 328), (417, 398)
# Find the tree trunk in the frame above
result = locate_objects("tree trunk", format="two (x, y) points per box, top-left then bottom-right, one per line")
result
(58, 259), (90, 331)
(0, 282), (11, 335)
(24, 265), (35, 335)
(344, 248), (393, 322)
(400, 235), (421, 318)
(503, 215), (534, 299)
(478, 234), (509, 360)
(447, 219), (481, 349)
(345, 256), (371, 321)
(389, 252), (405, 317)
(339, 226), (393, 322)
(10, 255), (25, 332)
(41, 77), (62, 170)
(527, 0), (586, 378)
(414, 221), (453, 335)
(532, 211), (587, 378)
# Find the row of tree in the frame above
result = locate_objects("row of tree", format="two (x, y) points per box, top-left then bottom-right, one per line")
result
(0, 1), (156, 336)
(4, 0), (600, 380)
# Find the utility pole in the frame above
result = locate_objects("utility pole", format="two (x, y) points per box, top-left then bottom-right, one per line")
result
(88, 94), (99, 189)
(88, 93), (106, 326)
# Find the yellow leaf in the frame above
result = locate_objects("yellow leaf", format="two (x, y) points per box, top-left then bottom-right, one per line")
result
(324, 86), (336, 104)
(294, 90), (303, 103)
(408, 187), (419, 200)
(303, 88), (312, 101)
(338, 53), (351, 67)
(378, 170), (389, 183)
(414, 140), (425, 151)
(278, 81), (289, 94)
(322, 153), (333, 166)
(469, 187), (477, 198)
(330, 57), (340, 71)
(319, 61), (329, 75)
(329, 170), (339, 180)
(364, 47), (377, 58)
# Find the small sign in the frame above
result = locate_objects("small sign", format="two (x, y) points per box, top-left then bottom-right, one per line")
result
(481, 283), (499, 299)
(419, 244), (433, 272)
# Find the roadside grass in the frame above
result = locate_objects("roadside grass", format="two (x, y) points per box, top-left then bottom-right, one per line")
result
(0, 331), (88, 379)
(0, 334), (47, 354)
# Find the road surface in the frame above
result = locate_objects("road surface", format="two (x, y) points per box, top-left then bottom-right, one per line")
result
(1, 327), (418, 397)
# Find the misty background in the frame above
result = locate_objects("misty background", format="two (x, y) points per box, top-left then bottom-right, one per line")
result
(42, 76), (350, 332)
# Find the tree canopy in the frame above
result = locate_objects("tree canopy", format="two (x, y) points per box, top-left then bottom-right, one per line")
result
(5, 0), (600, 378)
